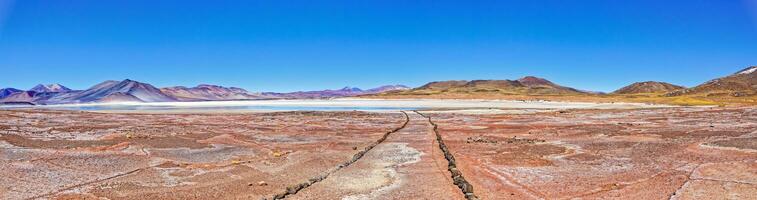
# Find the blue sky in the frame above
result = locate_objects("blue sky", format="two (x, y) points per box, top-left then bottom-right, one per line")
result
(0, 0), (756, 92)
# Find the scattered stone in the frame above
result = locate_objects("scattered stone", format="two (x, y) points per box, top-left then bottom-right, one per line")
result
(466, 136), (497, 144)
(467, 135), (546, 144)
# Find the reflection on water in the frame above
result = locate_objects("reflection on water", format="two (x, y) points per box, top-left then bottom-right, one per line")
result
(1, 99), (661, 112)
(44, 105), (423, 111)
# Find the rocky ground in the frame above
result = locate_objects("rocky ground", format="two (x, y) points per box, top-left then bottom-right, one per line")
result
(1, 107), (755, 200)
(0, 110), (405, 199)
(425, 107), (757, 200)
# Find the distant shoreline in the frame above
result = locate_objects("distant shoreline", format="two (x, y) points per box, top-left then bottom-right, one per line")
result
(0, 98), (679, 114)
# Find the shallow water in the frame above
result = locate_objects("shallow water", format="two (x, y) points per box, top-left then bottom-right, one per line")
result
(0, 99), (669, 112)
(53, 105), (423, 111)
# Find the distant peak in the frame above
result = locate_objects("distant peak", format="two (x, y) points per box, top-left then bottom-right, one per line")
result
(518, 76), (546, 81)
(30, 83), (71, 92)
(517, 76), (554, 86)
(613, 81), (685, 94)
(340, 86), (362, 92)
(0, 87), (21, 91)
(203, 84), (229, 89)
(381, 84), (410, 89)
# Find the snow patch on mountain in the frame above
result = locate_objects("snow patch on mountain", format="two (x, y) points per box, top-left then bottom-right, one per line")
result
(736, 66), (757, 75)
(30, 84), (72, 93)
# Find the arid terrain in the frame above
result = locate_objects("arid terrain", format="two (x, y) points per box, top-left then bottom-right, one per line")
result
(1, 106), (755, 200)
(0, 109), (407, 199)
(425, 107), (757, 199)
(2, 1), (754, 199)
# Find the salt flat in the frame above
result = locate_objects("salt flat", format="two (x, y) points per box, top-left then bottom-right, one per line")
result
(27, 98), (675, 113)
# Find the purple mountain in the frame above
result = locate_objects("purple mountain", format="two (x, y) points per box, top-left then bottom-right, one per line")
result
(57, 79), (176, 103)
(263, 85), (410, 99)
(30, 84), (72, 93)
(161, 84), (264, 101)
(0, 88), (23, 99)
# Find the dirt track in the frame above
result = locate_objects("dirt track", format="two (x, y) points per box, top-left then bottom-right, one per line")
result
(289, 112), (464, 199)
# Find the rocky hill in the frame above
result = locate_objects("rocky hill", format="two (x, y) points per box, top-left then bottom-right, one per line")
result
(384, 76), (585, 96)
(613, 81), (685, 94)
(667, 66), (757, 97)
(415, 81), (469, 90)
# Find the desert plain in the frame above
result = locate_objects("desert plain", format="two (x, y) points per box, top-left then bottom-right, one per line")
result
(0, 100), (755, 200)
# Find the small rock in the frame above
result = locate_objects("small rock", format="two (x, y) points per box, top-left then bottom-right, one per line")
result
(258, 181), (268, 186)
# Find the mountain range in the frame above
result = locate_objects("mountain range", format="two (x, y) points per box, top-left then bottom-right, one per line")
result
(1, 66), (754, 105)
(0, 80), (410, 105)
(262, 85), (410, 99)
(161, 84), (264, 101)
(368, 66), (756, 105)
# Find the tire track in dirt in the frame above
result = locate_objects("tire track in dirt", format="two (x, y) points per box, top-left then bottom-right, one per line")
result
(266, 111), (410, 200)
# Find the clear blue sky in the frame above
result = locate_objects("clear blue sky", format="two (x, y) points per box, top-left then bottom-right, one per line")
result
(1, 0), (756, 92)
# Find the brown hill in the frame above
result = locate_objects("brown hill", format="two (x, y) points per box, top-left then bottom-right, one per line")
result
(613, 81), (685, 94)
(383, 76), (586, 96)
(515, 76), (584, 94)
(668, 66), (757, 97)
(415, 81), (469, 90)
